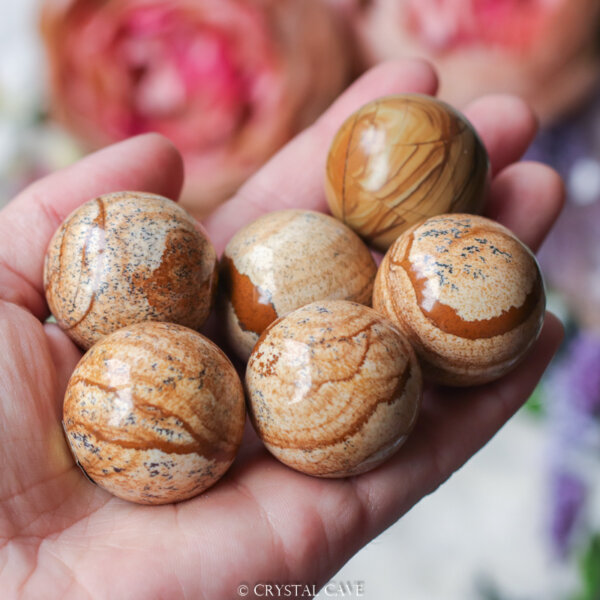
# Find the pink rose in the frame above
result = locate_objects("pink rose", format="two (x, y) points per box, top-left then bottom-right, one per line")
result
(41, 0), (351, 216)
(344, 0), (600, 123)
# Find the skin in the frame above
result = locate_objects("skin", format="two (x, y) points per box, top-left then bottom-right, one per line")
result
(0, 59), (564, 599)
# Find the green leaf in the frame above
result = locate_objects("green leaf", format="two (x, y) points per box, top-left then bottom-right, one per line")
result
(522, 383), (545, 419)
(576, 533), (600, 600)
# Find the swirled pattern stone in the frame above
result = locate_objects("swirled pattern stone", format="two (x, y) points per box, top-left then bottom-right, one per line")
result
(63, 321), (245, 504)
(44, 191), (217, 349)
(246, 300), (422, 477)
(373, 214), (546, 386)
(325, 94), (489, 252)
(220, 210), (377, 360)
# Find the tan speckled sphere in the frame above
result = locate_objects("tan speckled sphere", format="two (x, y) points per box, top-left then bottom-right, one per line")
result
(373, 214), (546, 386)
(325, 94), (489, 252)
(220, 210), (377, 360)
(246, 300), (422, 477)
(63, 321), (245, 505)
(44, 191), (218, 349)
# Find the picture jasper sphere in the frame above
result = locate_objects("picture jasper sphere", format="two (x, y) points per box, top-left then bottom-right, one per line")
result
(246, 300), (422, 477)
(325, 94), (489, 252)
(373, 214), (546, 386)
(44, 191), (218, 349)
(63, 321), (245, 505)
(220, 210), (377, 360)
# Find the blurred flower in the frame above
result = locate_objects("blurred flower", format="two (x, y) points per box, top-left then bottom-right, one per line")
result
(537, 178), (600, 330)
(345, 0), (600, 123)
(41, 0), (351, 216)
(535, 96), (600, 566)
(566, 334), (600, 416)
(544, 332), (600, 557)
(525, 87), (600, 330)
(545, 334), (600, 458)
(550, 469), (587, 557)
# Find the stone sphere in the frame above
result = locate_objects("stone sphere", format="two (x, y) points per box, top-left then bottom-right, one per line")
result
(220, 209), (377, 360)
(44, 191), (217, 349)
(246, 300), (422, 477)
(63, 321), (245, 504)
(373, 214), (546, 386)
(325, 94), (489, 252)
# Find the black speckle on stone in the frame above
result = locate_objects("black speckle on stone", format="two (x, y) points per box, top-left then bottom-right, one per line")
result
(71, 432), (101, 456)
(490, 245), (513, 261)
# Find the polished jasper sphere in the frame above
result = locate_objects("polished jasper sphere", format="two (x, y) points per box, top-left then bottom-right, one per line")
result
(220, 209), (377, 360)
(63, 321), (246, 505)
(246, 300), (422, 477)
(44, 191), (217, 349)
(325, 94), (489, 252)
(373, 214), (546, 386)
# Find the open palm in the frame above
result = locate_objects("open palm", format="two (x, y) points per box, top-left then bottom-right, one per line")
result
(1, 60), (564, 599)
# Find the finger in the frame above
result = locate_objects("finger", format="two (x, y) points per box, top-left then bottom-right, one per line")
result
(486, 161), (565, 252)
(351, 311), (564, 537)
(0, 134), (184, 319)
(464, 94), (538, 177)
(0, 301), (75, 506)
(204, 59), (439, 254)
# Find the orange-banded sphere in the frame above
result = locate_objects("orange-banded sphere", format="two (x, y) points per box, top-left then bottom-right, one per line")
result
(325, 94), (489, 252)
(220, 210), (377, 361)
(62, 322), (246, 505)
(372, 214), (546, 386)
(44, 191), (218, 349)
(246, 300), (422, 477)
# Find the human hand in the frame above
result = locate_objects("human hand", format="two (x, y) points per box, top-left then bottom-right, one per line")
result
(0, 59), (564, 599)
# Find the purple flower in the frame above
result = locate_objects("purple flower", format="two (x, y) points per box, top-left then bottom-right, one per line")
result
(567, 334), (600, 416)
(551, 333), (600, 417)
(550, 469), (587, 557)
(526, 90), (600, 328)
(544, 332), (600, 556)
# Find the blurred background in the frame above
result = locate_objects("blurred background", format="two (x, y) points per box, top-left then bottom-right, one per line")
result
(1, 1), (599, 598)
